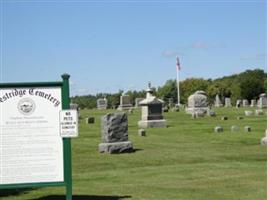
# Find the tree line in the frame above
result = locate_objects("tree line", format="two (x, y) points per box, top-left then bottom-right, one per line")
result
(71, 69), (267, 109)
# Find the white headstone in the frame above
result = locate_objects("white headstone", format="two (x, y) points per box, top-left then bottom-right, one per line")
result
(214, 94), (222, 107)
(117, 95), (132, 111)
(258, 93), (267, 108)
(225, 98), (232, 107)
(242, 99), (249, 107)
(97, 98), (108, 110)
(250, 99), (257, 107)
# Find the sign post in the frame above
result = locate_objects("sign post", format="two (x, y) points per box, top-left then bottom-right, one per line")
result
(61, 74), (72, 200)
(0, 74), (73, 200)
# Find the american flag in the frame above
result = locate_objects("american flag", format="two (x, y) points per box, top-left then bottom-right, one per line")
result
(176, 56), (181, 71)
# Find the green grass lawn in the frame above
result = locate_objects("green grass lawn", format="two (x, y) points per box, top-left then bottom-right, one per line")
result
(1, 107), (267, 200)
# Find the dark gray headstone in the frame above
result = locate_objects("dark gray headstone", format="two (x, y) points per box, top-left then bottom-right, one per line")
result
(101, 112), (128, 143)
(99, 112), (133, 153)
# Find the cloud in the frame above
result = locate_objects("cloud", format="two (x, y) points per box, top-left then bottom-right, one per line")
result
(191, 41), (225, 50)
(240, 53), (266, 61)
(192, 41), (209, 49)
(162, 50), (184, 58)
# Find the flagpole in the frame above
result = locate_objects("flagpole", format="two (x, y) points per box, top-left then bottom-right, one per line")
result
(176, 67), (180, 106)
(176, 56), (180, 106)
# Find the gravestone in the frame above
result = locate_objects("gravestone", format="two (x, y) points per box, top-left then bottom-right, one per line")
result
(207, 110), (216, 117)
(138, 129), (146, 136)
(97, 98), (108, 110)
(255, 109), (264, 115)
(231, 125), (239, 132)
(117, 95), (132, 111)
(261, 131), (267, 146)
(258, 93), (267, 108)
(244, 126), (252, 132)
(225, 98), (232, 107)
(135, 98), (145, 108)
(221, 116), (228, 120)
(186, 91), (208, 114)
(98, 113), (133, 153)
(214, 126), (223, 133)
(138, 83), (166, 128)
(236, 99), (242, 108)
(242, 99), (249, 107)
(214, 94), (223, 107)
(245, 110), (253, 116)
(250, 99), (257, 107)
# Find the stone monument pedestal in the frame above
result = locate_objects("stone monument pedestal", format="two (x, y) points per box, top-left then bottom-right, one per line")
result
(138, 119), (166, 128)
(98, 141), (133, 153)
(138, 83), (166, 129)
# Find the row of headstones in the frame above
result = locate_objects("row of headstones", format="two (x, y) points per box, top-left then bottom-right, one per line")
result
(97, 96), (143, 110)
(97, 112), (267, 154)
(215, 125), (252, 133)
(92, 93), (267, 111)
(215, 127), (267, 147)
(244, 109), (265, 116)
(215, 93), (267, 108)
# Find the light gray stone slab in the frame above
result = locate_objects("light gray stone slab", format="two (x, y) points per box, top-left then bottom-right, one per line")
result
(138, 119), (166, 128)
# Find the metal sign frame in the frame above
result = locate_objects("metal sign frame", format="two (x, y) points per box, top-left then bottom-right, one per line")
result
(0, 74), (72, 200)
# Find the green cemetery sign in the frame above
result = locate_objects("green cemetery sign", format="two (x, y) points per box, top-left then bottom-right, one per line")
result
(0, 74), (73, 200)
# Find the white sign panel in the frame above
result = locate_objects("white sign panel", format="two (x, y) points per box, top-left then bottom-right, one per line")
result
(60, 110), (78, 138)
(0, 87), (64, 185)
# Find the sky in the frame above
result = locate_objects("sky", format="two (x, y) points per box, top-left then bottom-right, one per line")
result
(0, 0), (266, 96)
